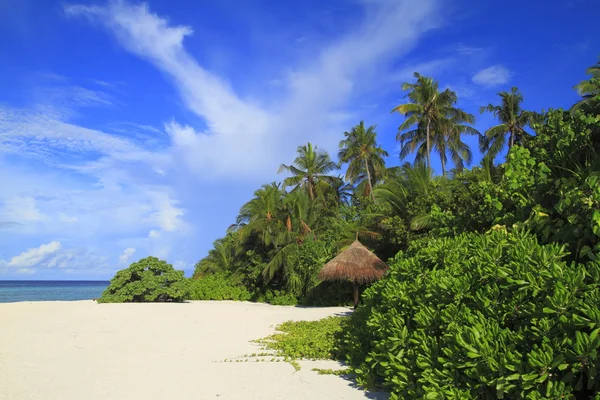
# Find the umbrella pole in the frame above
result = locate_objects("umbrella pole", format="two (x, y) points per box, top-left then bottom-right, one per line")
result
(353, 281), (359, 309)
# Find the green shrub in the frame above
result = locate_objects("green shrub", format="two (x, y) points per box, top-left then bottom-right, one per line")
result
(254, 316), (343, 369)
(258, 289), (298, 305)
(99, 257), (190, 303)
(189, 273), (252, 301)
(337, 230), (600, 399)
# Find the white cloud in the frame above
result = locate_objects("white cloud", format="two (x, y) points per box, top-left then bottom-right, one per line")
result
(1, 0), (443, 276)
(64, 0), (442, 181)
(1, 197), (44, 222)
(35, 83), (113, 109)
(453, 44), (484, 56)
(0, 241), (111, 277)
(472, 65), (512, 87)
(6, 241), (62, 268)
(119, 247), (136, 264)
(0, 105), (149, 163)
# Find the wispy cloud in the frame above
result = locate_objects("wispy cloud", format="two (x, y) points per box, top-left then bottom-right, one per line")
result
(119, 247), (136, 264)
(1, 0), (445, 276)
(472, 65), (512, 87)
(453, 44), (485, 56)
(0, 239), (111, 275)
(1, 197), (44, 222)
(64, 0), (443, 181)
(5, 241), (62, 268)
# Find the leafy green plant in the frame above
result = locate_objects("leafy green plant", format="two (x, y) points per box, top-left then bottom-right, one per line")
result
(254, 317), (344, 370)
(337, 230), (600, 399)
(189, 273), (252, 301)
(99, 257), (190, 303)
(256, 289), (298, 305)
(312, 368), (350, 376)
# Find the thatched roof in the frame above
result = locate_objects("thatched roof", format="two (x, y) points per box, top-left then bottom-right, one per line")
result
(318, 240), (388, 284)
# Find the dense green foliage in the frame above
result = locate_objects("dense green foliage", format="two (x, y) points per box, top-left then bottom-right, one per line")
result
(337, 231), (600, 398)
(254, 316), (343, 369)
(97, 59), (600, 396)
(190, 60), (599, 312)
(189, 273), (251, 301)
(331, 64), (600, 398)
(99, 257), (190, 303)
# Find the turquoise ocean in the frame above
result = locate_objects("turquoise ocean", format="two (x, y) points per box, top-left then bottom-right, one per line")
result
(0, 281), (109, 303)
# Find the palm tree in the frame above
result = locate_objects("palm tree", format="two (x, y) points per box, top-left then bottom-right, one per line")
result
(435, 109), (479, 176)
(279, 143), (339, 201)
(572, 60), (600, 112)
(194, 237), (234, 276)
(338, 121), (389, 201)
(392, 73), (456, 169)
(281, 190), (316, 238)
(329, 176), (353, 206)
(236, 182), (286, 247)
(480, 87), (538, 160)
(262, 190), (320, 282)
(374, 162), (435, 230)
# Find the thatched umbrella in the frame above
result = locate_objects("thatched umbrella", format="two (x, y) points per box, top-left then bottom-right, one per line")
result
(318, 239), (388, 308)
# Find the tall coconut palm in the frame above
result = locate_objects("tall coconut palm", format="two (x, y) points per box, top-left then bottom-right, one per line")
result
(236, 182), (286, 247)
(262, 190), (320, 282)
(435, 109), (479, 176)
(193, 237), (234, 277)
(328, 176), (353, 206)
(392, 73), (457, 169)
(572, 60), (600, 112)
(374, 162), (435, 229)
(338, 121), (389, 201)
(480, 87), (538, 160)
(279, 143), (339, 201)
(281, 190), (316, 238)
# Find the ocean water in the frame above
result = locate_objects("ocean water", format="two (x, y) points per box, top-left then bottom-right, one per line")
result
(0, 281), (109, 303)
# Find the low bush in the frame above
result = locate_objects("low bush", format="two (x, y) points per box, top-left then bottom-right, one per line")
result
(255, 289), (298, 305)
(337, 230), (600, 399)
(189, 273), (252, 301)
(254, 316), (343, 369)
(99, 257), (190, 303)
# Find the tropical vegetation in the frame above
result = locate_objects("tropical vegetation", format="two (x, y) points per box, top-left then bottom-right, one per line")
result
(101, 58), (600, 397)
(99, 257), (190, 303)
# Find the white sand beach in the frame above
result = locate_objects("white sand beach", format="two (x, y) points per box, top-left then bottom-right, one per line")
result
(0, 301), (386, 400)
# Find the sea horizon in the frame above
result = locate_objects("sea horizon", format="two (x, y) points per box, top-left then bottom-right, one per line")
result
(0, 280), (109, 303)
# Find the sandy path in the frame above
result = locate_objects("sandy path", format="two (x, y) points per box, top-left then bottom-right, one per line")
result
(0, 301), (387, 400)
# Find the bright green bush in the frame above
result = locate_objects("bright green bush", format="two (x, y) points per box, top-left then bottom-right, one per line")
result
(99, 257), (190, 303)
(337, 230), (600, 399)
(255, 316), (343, 368)
(257, 289), (298, 305)
(189, 273), (252, 301)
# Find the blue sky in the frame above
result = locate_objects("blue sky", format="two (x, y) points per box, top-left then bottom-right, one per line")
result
(0, 0), (598, 279)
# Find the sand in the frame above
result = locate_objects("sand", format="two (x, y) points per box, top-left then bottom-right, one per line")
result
(0, 301), (387, 400)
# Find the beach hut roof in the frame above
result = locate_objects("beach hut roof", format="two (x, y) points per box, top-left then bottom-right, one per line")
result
(318, 240), (388, 284)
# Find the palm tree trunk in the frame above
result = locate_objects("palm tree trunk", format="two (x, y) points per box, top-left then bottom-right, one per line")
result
(308, 181), (315, 201)
(441, 153), (446, 177)
(426, 119), (431, 169)
(509, 130), (514, 149)
(364, 158), (376, 202)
